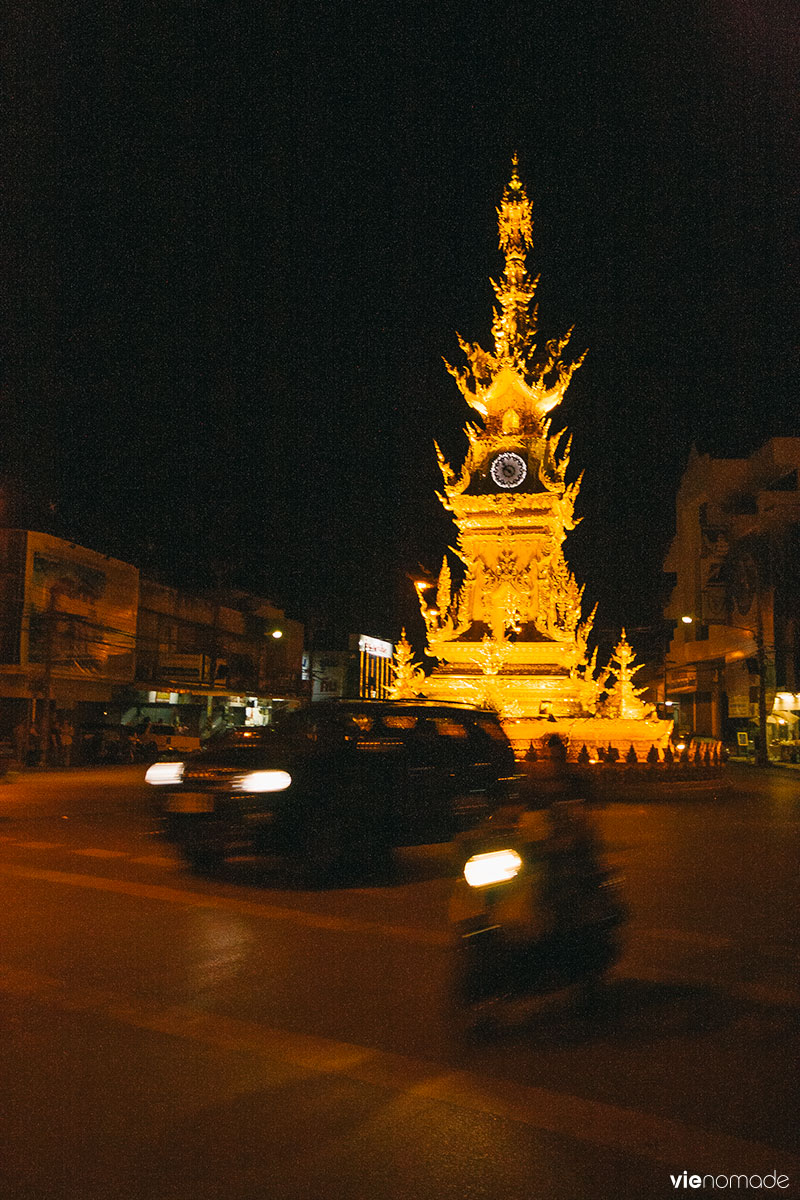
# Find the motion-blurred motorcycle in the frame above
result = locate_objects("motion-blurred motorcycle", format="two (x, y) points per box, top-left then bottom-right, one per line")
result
(450, 799), (627, 1031)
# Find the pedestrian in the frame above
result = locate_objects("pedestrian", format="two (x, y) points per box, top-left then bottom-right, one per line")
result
(13, 718), (28, 766)
(517, 734), (607, 933)
(27, 720), (40, 766)
(59, 717), (74, 766)
(50, 718), (63, 766)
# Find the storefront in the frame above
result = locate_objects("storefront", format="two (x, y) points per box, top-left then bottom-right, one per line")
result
(769, 692), (800, 761)
(664, 665), (697, 736)
(120, 686), (298, 740)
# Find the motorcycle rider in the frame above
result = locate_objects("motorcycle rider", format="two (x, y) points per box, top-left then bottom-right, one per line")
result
(471, 734), (605, 939)
(525, 735), (607, 933)
(451, 733), (624, 1020)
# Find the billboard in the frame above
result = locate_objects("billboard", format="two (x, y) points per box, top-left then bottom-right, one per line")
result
(22, 533), (139, 683)
(158, 654), (228, 687)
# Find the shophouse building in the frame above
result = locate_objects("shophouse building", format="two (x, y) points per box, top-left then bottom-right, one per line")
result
(0, 529), (304, 756)
(662, 438), (800, 759)
(129, 577), (304, 735)
(0, 529), (139, 741)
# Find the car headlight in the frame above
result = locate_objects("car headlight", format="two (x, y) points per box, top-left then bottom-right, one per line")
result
(463, 848), (523, 888)
(145, 761), (185, 786)
(233, 769), (292, 793)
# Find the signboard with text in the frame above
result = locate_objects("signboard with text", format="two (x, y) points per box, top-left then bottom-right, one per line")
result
(666, 667), (697, 692)
(22, 532), (138, 683)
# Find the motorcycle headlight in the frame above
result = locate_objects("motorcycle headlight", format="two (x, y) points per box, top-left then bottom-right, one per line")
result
(463, 848), (523, 888)
(145, 761), (185, 786)
(233, 769), (292, 793)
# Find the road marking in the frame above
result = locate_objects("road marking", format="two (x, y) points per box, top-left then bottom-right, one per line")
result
(638, 927), (735, 949)
(0, 960), (796, 1178)
(12, 840), (64, 850)
(0, 860), (798, 975)
(735, 981), (800, 1008)
(73, 848), (130, 858)
(0, 839), (175, 866)
(614, 959), (800, 1011)
(0, 864), (450, 946)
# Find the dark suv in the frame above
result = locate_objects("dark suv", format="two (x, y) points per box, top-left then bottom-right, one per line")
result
(146, 699), (518, 883)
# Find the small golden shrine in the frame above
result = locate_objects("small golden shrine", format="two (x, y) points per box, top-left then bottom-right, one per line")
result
(413, 159), (671, 759)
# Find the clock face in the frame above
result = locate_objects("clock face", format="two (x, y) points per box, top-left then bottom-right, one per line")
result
(490, 451), (527, 489)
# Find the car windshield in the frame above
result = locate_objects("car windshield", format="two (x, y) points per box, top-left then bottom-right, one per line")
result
(204, 729), (272, 748)
(192, 727), (292, 764)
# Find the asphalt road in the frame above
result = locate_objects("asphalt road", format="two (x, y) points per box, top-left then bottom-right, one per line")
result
(0, 764), (798, 1200)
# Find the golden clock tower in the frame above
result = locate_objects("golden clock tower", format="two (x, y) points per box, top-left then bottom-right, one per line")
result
(416, 160), (671, 758)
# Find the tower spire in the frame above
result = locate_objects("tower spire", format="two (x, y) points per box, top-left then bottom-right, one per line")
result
(492, 154), (537, 366)
(497, 153), (533, 262)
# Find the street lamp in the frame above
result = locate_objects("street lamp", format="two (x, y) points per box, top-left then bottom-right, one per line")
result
(741, 599), (769, 769)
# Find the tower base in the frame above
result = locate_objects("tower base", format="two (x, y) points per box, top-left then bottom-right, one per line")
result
(501, 715), (674, 762)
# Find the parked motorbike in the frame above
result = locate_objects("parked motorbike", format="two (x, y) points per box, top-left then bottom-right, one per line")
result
(449, 799), (627, 1032)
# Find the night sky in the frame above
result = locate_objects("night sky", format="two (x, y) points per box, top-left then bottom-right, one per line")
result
(3, 2), (797, 659)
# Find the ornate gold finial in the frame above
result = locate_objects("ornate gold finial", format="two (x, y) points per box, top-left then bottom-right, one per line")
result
(598, 631), (656, 720)
(387, 630), (426, 699)
(497, 154), (533, 259)
(492, 160), (548, 377)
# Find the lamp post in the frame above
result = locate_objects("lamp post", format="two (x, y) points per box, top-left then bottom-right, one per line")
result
(38, 585), (66, 768)
(259, 626), (284, 699)
(748, 590), (769, 768)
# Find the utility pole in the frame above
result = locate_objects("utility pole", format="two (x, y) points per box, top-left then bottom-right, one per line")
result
(754, 587), (769, 767)
(38, 587), (60, 767)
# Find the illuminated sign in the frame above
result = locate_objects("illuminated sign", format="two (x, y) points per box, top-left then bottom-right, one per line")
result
(358, 635), (393, 660)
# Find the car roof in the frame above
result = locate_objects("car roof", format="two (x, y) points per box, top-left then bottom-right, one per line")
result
(312, 699), (499, 715)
